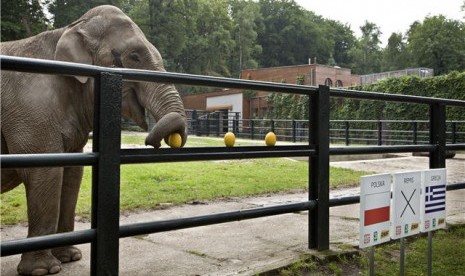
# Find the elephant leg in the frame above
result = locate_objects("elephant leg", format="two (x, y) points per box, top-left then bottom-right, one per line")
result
(1, 132), (22, 193)
(52, 166), (83, 263)
(17, 167), (63, 276)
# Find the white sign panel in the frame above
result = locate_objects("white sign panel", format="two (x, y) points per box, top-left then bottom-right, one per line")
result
(391, 171), (422, 239)
(359, 173), (392, 248)
(421, 169), (447, 232)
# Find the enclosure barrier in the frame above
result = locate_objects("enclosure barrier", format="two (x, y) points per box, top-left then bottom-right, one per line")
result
(1, 55), (465, 275)
(188, 116), (465, 146)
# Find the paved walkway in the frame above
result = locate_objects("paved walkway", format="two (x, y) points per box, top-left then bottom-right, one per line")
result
(1, 155), (464, 275)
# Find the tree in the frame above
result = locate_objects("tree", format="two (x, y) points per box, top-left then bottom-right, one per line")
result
(382, 32), (409, 71)
(1, 0), (49, 41)
(325, 20), (356, 68)
(257, 0), (317, 67)
(462, 0), (465, 19)
(406, 15), (465, 75)
(349, 21), (383, 74)
(48, 0), (120, 28)
(148, 0), (197, 71)
(229, 0), (262, 77)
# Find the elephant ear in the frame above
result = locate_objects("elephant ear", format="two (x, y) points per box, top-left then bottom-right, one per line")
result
(55, 20), (93, 84)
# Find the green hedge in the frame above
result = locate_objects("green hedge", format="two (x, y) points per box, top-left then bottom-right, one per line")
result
(331, 71), (465, 125)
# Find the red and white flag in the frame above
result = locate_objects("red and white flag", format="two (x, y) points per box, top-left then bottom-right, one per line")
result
(364, 192), (390, 226)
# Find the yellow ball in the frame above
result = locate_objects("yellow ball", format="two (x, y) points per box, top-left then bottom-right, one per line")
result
(224, 132), (236, 147)
(168, 133), (182, 148)
(265, 132), (277, 146)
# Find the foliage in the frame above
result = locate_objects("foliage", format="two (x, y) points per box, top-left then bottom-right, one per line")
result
(348, 21), (382, 74)
(1, 0), (49, 41)
(382, 32), (409, 71)
(48, 0), (120, 28)
(2, 0), (465, 91)
(229, 0), (263, 77)
(331, 71), (465, 128)
(406, 15), (465, 75)
(268, 74), (309, 120)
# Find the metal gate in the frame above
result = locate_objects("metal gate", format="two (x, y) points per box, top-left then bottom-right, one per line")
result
(1, 55), (465, 275)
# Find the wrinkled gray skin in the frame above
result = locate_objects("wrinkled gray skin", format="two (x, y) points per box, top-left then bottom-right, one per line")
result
(1, 5), (187, 275)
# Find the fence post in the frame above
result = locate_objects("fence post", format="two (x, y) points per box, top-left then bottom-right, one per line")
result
(345, 121), (350, 146)
(377, 120), (383, 146)
(192, 110), (198, 135)
(413, 121), (418, 145)
(292, 120), (297, 143)
(216, 112), (220, 137)
(233, 113), (239, 133)
(429, 103), (446, 169)
(251, 119), (255, 140)
(452, 122), (457, 144)
(91, 72), (122, 275)
(271, 119), (275, 133)
(309, 85), (330, 250)
(205, 113), (210, 136)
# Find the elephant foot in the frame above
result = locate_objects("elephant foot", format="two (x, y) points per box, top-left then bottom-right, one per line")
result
(18, 250), (61, 276)
(52, 246), (82, 263)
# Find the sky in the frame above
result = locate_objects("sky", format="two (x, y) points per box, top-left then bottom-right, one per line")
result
(295, 0), (464, 46)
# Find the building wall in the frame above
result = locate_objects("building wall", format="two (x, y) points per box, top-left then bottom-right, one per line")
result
(183, 64), (361, 121)
(182, 89), (249, 119)
(206, 93), (243, 118)
(242, 64), (360, 87)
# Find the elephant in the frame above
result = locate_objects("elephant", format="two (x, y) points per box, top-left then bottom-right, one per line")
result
(1, 5), (187, 275)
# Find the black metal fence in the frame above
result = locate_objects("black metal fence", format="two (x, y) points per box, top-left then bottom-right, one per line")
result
(1, 55), (465, 275)
(188, 114), (465, 146)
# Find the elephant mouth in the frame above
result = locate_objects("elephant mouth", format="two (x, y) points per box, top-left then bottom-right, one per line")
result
(145, 112), (187, 148)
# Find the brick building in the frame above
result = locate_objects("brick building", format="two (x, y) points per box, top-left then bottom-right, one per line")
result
(242, 63), (360, 88)
(182, 63), (360, 120)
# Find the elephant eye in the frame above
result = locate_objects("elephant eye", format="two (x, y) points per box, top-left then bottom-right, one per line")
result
(129, 52), (141, 63)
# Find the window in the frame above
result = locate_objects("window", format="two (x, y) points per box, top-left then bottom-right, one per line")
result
(335, 80), (343, 87)
(324, 78), (333, 87)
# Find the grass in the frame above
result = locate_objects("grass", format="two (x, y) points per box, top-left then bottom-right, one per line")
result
(275, 225), (465, 275)
(1, 134), (370, 225)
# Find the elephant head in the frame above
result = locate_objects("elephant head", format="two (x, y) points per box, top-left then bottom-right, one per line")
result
(54, 5), (187, 148)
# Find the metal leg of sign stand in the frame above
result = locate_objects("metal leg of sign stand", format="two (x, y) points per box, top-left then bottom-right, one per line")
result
(427, 231), (433, 276)
(369, 246), (375, 276)
(400, 238), (405, 276)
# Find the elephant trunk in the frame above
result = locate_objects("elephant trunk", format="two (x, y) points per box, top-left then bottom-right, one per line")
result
(145, 112), (187, 148)
(142, 83), (187, 148)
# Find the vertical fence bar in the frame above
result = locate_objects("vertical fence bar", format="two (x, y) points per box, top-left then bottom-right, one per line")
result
(309, 85), (330, 250)
(192, 110), (198, 135)
(451, 122), (457, 144)
(216, 113), (220, 137)
(377, 120), (383, 146)
(429, 103), (446, 169)
(413, 121), (418, 145)
(91, 72), (122, 275)
(271, 119), (275, 133)
(426, 103), (446, 276)
(292, 120), (297, 143)
(206, 114), (210, 136)
(235, 113), (240, 134)
(345, 121), (350, 146)
(251, 120), (255, 140)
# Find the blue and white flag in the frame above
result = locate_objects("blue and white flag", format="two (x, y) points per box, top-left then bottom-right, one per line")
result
(425, 184), (445, 214)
